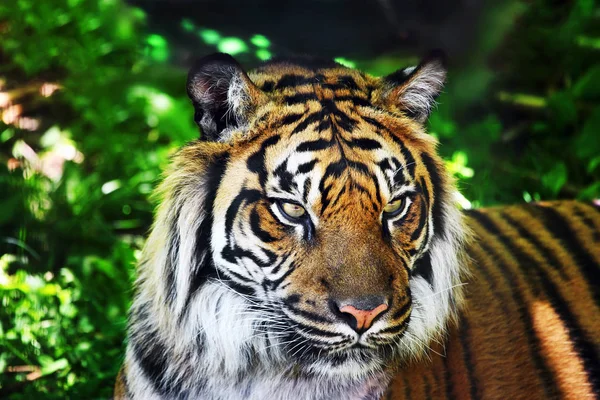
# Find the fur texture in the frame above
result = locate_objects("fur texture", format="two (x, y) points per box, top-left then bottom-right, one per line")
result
(116, 54), (600, 400)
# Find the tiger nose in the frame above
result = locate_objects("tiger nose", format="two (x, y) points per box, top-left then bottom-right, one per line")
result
(335, 297), (389, 333)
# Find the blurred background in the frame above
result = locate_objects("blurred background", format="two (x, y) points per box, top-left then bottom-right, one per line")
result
(0, 0), (598, 397)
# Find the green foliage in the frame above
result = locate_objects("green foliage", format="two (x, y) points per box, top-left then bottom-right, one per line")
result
(0, 0), (196, 397)
(0, 0), (598, 397)
(425, 0), (600, 206)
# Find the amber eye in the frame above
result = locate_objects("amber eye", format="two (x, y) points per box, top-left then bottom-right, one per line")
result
(279, 201), (307, 220)
(383, 198), (406, 217)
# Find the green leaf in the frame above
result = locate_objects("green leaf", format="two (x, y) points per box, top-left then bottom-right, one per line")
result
(573, 66), (600, 100)
(217, 37), (248, 55)
(41, 358), (69, 376)
(542, 163), (568, 196)
(578, 181), (600, 200)
(574, 107), (600, 159)
(250, 34), (270, 48)
(547, 91), (577, 128)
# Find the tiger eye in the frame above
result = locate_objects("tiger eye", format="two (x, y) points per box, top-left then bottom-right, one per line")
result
(383, 198), (405, 215)
(281, 202), (307, 219)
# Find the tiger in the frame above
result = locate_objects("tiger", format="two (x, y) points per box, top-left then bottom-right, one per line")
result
(114, 52), (600, 400)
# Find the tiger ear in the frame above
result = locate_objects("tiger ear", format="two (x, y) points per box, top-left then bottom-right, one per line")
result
(187, 53), (266, 141)
(373, 51), (446, 123)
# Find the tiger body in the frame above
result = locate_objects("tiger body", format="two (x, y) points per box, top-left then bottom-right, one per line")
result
(386, 201), (600, 400)
(116, 53), (600, 400)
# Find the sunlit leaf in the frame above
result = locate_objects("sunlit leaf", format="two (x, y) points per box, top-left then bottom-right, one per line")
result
(255, 49), (272, 61)
(41, 358), (69, 375)
(217, 37), (248, 55)
(145, 34), (169, 62)
(334, 57), (356, 69)
(181, 18), (195, 33)
(250, 34), (270, 48)
(198, 29), (221, 45)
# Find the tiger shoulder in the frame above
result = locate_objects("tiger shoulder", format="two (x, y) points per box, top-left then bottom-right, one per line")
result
(115, 52), (600, 400)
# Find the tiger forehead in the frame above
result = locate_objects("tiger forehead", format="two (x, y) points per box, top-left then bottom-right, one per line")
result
(248, 63), (376, 97)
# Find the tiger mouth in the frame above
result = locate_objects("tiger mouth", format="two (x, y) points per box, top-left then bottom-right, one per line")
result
(279, 326), (401, 366)
(282, 337), (397, 373)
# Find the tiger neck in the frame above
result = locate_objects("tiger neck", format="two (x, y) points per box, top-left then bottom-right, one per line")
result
(193, 368), (391, 400)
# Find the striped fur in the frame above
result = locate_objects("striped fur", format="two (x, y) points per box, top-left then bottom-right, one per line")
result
(116, 54), (600, 400)
(386, 201), (600, 400)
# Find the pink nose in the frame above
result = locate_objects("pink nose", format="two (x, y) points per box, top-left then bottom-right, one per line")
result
(338, 303), (389, 332)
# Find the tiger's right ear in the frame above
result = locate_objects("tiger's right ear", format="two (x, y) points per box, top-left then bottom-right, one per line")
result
(373, 51), (447, 123)
(187, 53), (266, 141)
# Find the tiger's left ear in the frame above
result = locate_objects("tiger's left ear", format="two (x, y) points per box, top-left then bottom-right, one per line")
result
(373, 52), (446, 123)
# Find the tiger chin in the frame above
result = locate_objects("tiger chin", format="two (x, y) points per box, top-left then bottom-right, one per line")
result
(115, 53), (600, 400)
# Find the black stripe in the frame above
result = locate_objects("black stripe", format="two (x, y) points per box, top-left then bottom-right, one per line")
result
(347, 160), (371, 175)
(275, 74), (324, 90)
(531, 205), (600, 304)
(224, 189), (262, 237)
(297, 138), (334, 152)
(458, 317), (481, 400)
(576, 203), (600, 243)
(279, 112), (305, 125)
(266, 261), (297, 290)
(344, 137), (382, 150)
(574, 203), (600, 242)
(274, 159), (296, 193)
(391, 297), (412, 320)
(217, 267), (257, 288)
(222, 277), (257, 298)
(361, 115), (386, 131)
(285, 304), (334, 324)
(250, 209), (277, 243)
(377, 158), (393, 174)
(165, 205), (181, 304)
(332, 95), (370, 107)
(500, 210), (570, 281)
(292, 111), (325, 134)
(319, 161), (347, 213)
(327, 181), (347, 210)
(316, 118), (332, 132)
(412, 252), (433, 286)
(337, 75), (360, 90)
(297, 159), (318, 174)
(423, 373), (433, 400)
(302, 177), (312, 203)
(186, 152), (229, 308)
(409, 200), (428, 242)
(378, 318), (409, 335)
(284, 93), (319, 105)
(400, 144), (416, 179)
(442, 340), (455, 400)
(247, 135), (281, 187)
(420, 153), (446, 238)
(130, 304), (191, 396)
(260, 80), (275, 92)
(221, 242), (276, 269)
(332, 111), (358, 133)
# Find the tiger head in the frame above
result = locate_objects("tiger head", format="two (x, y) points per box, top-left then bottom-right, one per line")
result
(130, 53), (468, 391)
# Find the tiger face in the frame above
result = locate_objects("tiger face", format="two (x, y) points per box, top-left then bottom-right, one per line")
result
(210, 97), (434, 374)
(128, 53), (467, 396)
